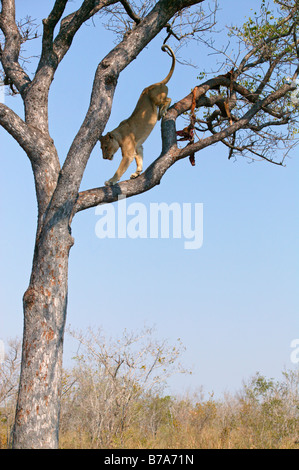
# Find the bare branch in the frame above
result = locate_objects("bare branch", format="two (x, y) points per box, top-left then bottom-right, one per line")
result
(53, 0), (118, 64)
(119, 0), (141, 24)
(220, 133), (286, 166)
(37, 0), (69, 70)
(0, 0), (31, 95)
(247, 116), (291, 133)
(254, 52), (285, 98)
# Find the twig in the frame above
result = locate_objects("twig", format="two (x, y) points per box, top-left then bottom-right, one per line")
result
(119, 0), (141, 24)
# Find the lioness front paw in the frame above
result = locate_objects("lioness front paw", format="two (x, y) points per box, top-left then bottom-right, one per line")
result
(105, 178), (118, 186)
(130, 171), (141, 179)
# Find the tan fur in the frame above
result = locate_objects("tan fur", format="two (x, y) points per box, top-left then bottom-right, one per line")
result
(99, 45), (175, 186)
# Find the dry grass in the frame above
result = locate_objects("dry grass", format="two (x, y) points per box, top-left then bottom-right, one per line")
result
(57, 371), (299, 449)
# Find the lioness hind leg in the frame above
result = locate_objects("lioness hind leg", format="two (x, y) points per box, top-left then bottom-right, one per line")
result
(158, 97), (171, 120)
(130, 145), (143, 179)
(149, 84), (171, 120)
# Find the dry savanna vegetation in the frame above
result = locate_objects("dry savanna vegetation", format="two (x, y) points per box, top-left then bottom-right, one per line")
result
(1, 328), (298, 449)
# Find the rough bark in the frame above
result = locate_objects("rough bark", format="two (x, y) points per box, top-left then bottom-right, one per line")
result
(13, 226), (73, 448)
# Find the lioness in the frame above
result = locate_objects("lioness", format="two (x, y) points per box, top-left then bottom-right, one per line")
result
(100, 45), (175, 186)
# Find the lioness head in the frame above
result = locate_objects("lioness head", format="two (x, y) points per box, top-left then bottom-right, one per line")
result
(99, 133), (119, 160)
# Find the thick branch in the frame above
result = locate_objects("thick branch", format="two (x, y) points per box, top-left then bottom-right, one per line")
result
(73, 144), (179, 215)
(0, 100), (61, 220)
(45, 0), (69, 30)
(0, 102), (39, 155)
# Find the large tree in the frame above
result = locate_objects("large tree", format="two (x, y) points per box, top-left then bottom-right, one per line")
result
(0, 0), (298, 448)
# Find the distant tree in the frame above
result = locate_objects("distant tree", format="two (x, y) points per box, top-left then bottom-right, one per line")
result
(60, 326), (187, 447)
(0, 339), (21, 446)
(238, 370), (299, 446)
(0, 0), (298, 448)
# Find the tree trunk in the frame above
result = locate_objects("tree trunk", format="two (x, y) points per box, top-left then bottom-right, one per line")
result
(12, 222), (73, 449)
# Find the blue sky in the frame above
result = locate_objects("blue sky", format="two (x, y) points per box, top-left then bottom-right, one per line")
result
(0, 0), (298, 398)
